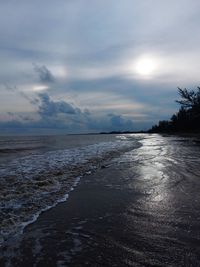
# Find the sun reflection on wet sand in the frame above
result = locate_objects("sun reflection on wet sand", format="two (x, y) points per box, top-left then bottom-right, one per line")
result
(114, 134), (200, 265)
(119, 134), (200, 226)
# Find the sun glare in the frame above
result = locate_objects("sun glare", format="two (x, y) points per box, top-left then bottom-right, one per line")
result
(134, 56), (158, 77)
(33, 85), (49, 91)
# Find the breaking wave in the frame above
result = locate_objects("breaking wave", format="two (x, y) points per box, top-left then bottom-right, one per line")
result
(0, 135), (139, 245)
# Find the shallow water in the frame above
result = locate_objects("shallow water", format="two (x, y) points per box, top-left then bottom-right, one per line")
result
(0, 134), (139, 245)
(1, 133), (200, 266)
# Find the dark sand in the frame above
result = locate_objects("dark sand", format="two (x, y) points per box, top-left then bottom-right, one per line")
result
(1, 136), (200, 266)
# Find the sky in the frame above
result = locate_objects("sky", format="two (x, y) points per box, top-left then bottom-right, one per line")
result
(1, 0), (200, 134)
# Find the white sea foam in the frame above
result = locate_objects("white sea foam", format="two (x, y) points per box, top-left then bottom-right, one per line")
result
(0, 135), (138, 245)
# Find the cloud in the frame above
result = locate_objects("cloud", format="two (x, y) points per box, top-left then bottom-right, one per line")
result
(37, 93), (79, 117)
(4, 83), (39, 106)
(1, 0), (200, 133)
(2, 80), (176, 133)
(33, 64), (55, 84)
(0, 92), (139, 134)
(109, 114), (134, 130)
(4, 84), (18, 92)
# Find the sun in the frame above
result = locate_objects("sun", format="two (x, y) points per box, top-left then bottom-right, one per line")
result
(134, 57), (157, 76)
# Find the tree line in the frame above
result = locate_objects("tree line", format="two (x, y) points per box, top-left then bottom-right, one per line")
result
(149, 87), (200, 133)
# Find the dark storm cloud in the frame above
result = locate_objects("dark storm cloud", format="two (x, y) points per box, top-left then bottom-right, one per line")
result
(33, 64), (55, 84)
(37, 93), (79, 117)
(35, 93), (135, 131)
(109, 114), (134, 130)
(0, 91), (137, 134)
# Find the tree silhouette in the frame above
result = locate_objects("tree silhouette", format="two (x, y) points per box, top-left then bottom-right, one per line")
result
(149, 87), (200, 133)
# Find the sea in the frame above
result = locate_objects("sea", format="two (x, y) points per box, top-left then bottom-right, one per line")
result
(0, 133), (139, 246)
(1, 133), (200, 266)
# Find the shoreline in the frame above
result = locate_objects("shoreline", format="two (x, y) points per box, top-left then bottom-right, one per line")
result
(1, 134), (200, 266)
(1, 160), (142, 266)
(0, 137), (137, 247)
(2, 139), (200, 266)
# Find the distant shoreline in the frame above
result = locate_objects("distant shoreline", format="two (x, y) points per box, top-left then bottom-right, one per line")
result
(1, 130), (200, 138)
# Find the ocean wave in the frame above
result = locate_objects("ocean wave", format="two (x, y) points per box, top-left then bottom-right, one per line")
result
(0, 136), (138, 246)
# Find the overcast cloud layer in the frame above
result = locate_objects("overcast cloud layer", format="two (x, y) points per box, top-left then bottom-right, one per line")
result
(1, 0), (200, 134)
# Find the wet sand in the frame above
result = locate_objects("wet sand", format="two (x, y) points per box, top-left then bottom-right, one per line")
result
(1, 135), (200, 266)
